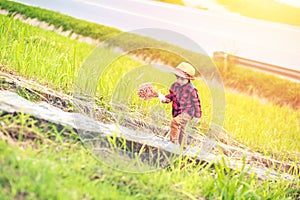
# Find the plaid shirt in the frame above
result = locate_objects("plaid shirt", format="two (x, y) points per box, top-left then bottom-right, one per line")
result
(165, 82), (202, 118)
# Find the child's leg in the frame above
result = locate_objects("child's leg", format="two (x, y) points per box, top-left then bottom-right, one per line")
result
(178, 114), (192, 146)
(170, 115), (181, 144)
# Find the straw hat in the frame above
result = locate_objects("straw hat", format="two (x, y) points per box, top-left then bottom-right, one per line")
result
(175, 62), (195, 80)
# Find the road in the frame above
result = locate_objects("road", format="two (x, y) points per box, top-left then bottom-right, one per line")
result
(12, 0), (300, 72)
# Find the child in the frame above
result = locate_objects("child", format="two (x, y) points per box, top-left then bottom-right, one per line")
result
(160, 62), (202, 146)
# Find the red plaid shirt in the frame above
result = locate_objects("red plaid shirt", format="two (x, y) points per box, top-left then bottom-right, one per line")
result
(165, 82), (202, 118)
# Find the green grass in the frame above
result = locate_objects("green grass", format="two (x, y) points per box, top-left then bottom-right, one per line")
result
(0, 0), (120, 40)
(1, 13), (299, 158)
(216, 60), (300, 109)
(225, 92), (300, 160)
(0, 0), (298, 110)
(0, 15), (93, 92)
(0, 5), (300, 200)
(0, 113), (299, 199)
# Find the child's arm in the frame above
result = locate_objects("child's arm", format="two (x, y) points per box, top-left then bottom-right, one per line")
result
(161, 98), (171, 103)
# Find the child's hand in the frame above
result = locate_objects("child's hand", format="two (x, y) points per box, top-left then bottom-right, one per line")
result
(161, 98), (171, 103)
(158, 92), (170, 103)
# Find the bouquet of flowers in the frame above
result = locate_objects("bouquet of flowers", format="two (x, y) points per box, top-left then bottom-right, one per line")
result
(137, 83), (158, 100)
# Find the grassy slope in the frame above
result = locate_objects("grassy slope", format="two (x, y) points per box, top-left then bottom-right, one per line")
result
(1, 15), (299, 157)
(0, 0), (120, 40)
(0, 4), (299, 200)
(0, 113), (299, 200)
(0, 0), (299, 109)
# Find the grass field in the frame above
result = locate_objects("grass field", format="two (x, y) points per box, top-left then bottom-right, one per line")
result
(1, 0), (298, 110)
(0, 113), (299, 199)
(0, 4), (300, 200)
(1, 15), (299, 157)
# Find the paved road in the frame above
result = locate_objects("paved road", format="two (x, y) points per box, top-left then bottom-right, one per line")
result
(13, 0), (300, 71)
